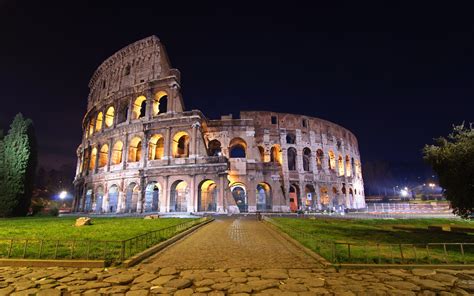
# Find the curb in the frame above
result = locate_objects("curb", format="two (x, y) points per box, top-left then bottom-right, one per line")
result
(0, 259), (105, 268)
(262, 220), (332, 267)
(122, 218), (214, 267)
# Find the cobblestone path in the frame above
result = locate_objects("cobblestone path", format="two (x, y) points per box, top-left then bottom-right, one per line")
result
(0, 217), (473, 295)
(143, 217), (321, 269)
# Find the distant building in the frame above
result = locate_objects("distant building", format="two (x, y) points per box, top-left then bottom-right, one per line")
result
(72, 36), (365, 214)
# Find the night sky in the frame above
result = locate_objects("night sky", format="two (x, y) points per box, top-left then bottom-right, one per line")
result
(0, 1), (473, 182)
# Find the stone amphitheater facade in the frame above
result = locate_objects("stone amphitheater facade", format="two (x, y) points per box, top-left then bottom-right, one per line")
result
(72, 36), (365, 214)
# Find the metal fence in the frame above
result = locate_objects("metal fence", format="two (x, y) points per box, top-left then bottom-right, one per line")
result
(0, 217), (208, 264)
(264, 217), (474, 265)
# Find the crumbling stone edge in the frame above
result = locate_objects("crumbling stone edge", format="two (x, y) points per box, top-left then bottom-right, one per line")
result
(122, 217), (215, 268)
(0, 259), (105, 268)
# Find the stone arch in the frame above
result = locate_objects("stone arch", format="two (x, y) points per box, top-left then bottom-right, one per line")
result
(229, 137), (247, 158)
(303, 147), (311, 172)
(316, 149), (324, 171)
(132, 95), (147, 120)
(117, 101), (129, 124)
(270, 144), (282, 164)
(128, 137), (142, 162)
(153, 91), (168, 116)
(230, 182), (247, 213)
(89, 147), (97, 170)
(144, 182), (161, 212)
(125, 182), (140, 213)
(111, 141), (123, 165)
(256, 182), (272, 211)
(304, 184), (316, 209)
(198, 179), (217, 212)
(320, 186), (330, 208)
(94, 185), (104, 213)
(105, 106), (115, 128)
(208, 139), (222, 156)
(287, 147), (297, 171)
(172, 131), (190, 158)
(98, 144), (109, 168)
(87, 120), (95, 137)
(345, 155), (352, 177)
(258, 145), (265, 162)
(289, 184), (301, 212)
(170, 180), (189, 212)
(338, 155), (344, 176)
(95, 112), (103, 132)
(148, 134), (164, 160)
(84, 188), (93, 212)
(108, 184), (119, 213)
(328, 150), (336, 171)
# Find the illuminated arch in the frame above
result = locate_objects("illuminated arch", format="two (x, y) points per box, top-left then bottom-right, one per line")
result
(170, 180), (188, 212)
(95, 112), (103, 132)
(270, 144), (282, 165)
(256, 182), (272, 211)
(148, 134), (164, 160)
(132, 95), (147, 120)
(345, 155), (352, 177)
(105, 107), (114, 128)
(87, 120), (94, 137)
(316, 149), (324, 170)
(144, 182), (161, 212)
(153, 91), (168, 116)
(172, 131), (190, 158)
(328, 150), (336, 171)
(208, 139), (222, 156)
(128, 137), (142, 162)
(230, 182), (247, 213)
(303, 147), (311, 172)
(258, 146), (265, 162)
(89, 147), (97, 170)
(229, 138), (247, 158)
(98, 144), (109, 168)
(111, 141), (123, 165)
(198, 179), (217, 212)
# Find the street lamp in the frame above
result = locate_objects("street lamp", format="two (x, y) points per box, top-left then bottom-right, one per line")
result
(59, 191), (68, 200)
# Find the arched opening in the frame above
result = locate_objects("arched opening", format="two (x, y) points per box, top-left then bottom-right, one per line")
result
(345, 155), (352, 177)
(304, 184), (316, 210)
(98, 144), (109, 168)
(111, 141), (123, 165)
(316, 149), (324, 171)
(94, 186), (104, 214)
(349, 188), (354, 207)
(84, 189), (93, 212)
(320, 187), (330, 208)
(231, 183), (247, 213)
(105, 107), (115, 128)
(332, 187), (340, 206)
(89, 147), (97, 170)
(229, 138), (247, 158)
(355, 160), (361, 178)
(132, 95), (147, 119)
(145, 182), (160, 212)
(173, 132), (190, 158)
(303, 148), (311, 172)
(256, 183), (272, 211)
(208, 139), (222, 156)
(87, 120), (95, 137)
(128, 137), (142, 162)
(351, 157), (355, 177)
(170, 180), (188, 212)
(148, 134), (164, 160)
(198, 180), (217, 212)
(270, 144), (282, 165)
(125, 183), (140, 213)
(286, 133), (296, 144)
(338, 155), (344, 176)
(118, 103), (128, 124)
(95, 112), (103, 132)
(153, 91), (168, 116)
(287, 147), (297, 171)
(108, 185), (119, 213)
(258, 146), (265, 162)
(82, 148), (91, 173)
(328, 150), (336, 171)
(289, 184), (300, 212)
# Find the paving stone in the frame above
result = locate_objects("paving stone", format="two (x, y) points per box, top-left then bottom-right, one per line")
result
(131, 282), (153, 290)
(248, 279), (279, 291)
(451, 287), (471, 295)
(37, 288), (62, 296)
(0, 286), (15, 295)
(412, 269), (436, 277)
(410, 279), (447, 291)
(194, 279), (215, 287)
(385, 281), (421, 291)
(261, 269), (289, 280)
(302, 278), (325, 287)
(211, 282), (234, 291)
(195, 287), (213, 293)
(126, 290), (150, 296)
(228, 271), (247, 278)
(150, 286), (177, 294)
(387, 290), (416, 296)
(207, 291), (225, 296)
(455, 280), (474, 292)
(72, 272), (97, 280)
(279, 283), (308, 292)
(152, 275), (177, 286)
(203, 272), (229, 279)
(160, 267), (178, 276)
(228, 284), (252, 293)
(10, 288), (39, 296)
(134, 273), (158, 283)
(99, 285), (130, 293)
(232, 277), (248, 283)
(13, 282), (37, 291)
(104, 274), (137, 285)
(164, 279), (192, 289)
(174, 288), (194, 296)
(429, 273), (458, 285)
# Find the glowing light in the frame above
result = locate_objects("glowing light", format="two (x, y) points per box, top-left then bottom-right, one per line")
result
(400, 189), (408, 197)
(59, 191), (68, 200)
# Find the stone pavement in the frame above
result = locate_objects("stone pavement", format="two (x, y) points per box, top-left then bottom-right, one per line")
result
(0, 217), (473, 295)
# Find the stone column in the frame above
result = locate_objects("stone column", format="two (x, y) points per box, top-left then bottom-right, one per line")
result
(162, 176), (169, 212)
(122, 136), (129, 170)
(217, 174), (225, 212)
(189, 175), (196, 212)
(106, 138), (113, 172)
(93, 146), (99, 174)
(141, 133), (148, 168)
(164, 127), (171, 163)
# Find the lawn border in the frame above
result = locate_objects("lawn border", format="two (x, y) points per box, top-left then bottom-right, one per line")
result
(0, 258), (105, 268)
(262, 219), (332, 267)
(122, 217), (214, 267)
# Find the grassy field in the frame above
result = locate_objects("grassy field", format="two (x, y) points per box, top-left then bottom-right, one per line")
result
(272, 217), (474, 264)
(0, 217), (199, 263)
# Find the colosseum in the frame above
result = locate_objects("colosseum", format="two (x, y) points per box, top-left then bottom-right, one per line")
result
(72, 36), (365, 214)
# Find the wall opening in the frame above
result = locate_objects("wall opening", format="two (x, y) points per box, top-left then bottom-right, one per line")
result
(148, 134), (164, 160)
(198, 180), (217, 212)
(229, 138), (247, 158)
(111, 141), (123, 165)
(173, 132), (190, 158)
(231, 183), (247, 213)
(105, 107), (114, 128)
(256, 183), (272, 211)
(208, 139), (222, 156)
(128, 137), (142, 162)
(287, 147), (297, 171)
(170, 180), (188, 212)
(145, 182), (160, 212)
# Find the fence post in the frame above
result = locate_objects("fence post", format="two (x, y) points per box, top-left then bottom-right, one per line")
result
(22, 240), (28, 259)
(332, 243), (337, 263)
(39, 240), (44, 259)
(460, 244), (465, 264)
(399, 244), (404, 263)
(7, 239), (13, 258)
(121, 240), (126, 262)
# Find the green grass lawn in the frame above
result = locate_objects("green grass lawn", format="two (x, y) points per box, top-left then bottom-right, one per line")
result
(272, 217), (474, 264)
(0, 217), (199, 263)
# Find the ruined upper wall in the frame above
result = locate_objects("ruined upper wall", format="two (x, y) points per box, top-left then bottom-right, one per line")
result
(86, 36), (178, 110)
(239, 111), (359, 147)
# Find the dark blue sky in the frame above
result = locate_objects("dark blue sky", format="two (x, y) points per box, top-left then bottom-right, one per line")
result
(0, 1), (473, 176)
